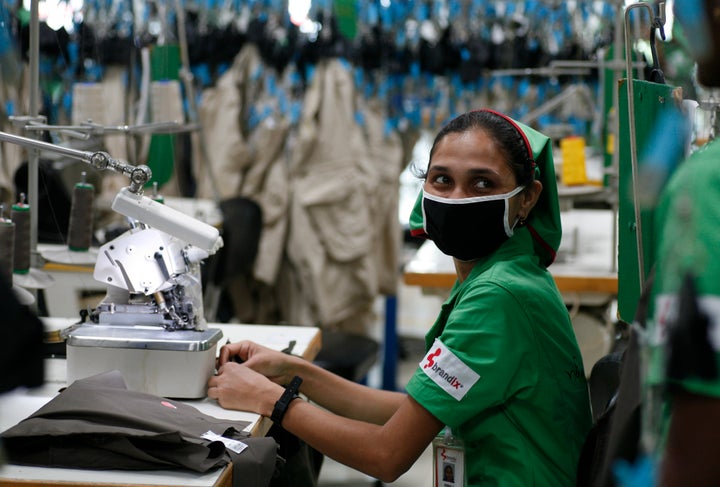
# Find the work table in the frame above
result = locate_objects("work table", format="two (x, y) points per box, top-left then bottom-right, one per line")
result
(0, 321), (321, 487)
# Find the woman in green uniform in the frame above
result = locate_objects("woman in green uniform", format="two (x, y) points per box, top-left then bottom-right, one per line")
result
(208, 109), (592, 485)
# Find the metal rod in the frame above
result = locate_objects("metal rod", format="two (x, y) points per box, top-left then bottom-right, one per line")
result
(591, 0), (631, 276)
(610, 0), (625, 275)
(28, 0), (39, 265)
(0, 131), (152, 193)
(490, 67), (591, 78)
(0, 130), (100, 161)
(520, 85), (590, 125)
(624, 3), (646, 291)
(19, 120), (200, 135)
(548, 59), (647, 71)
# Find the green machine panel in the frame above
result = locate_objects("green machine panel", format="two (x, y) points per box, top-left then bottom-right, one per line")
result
(617, 79), (680, 323)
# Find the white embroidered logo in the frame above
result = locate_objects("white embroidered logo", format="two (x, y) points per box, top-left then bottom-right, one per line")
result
(420, 339), (480, 401)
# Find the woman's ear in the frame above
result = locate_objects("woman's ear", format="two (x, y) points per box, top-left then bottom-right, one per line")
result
(519, 180), (543, 218)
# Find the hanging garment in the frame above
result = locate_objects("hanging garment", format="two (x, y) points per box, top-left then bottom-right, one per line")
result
(194, 43), (299, 324)
(98, 67), (131, 166)
(250, 145), (290, 287)
(238, 113), (291, 287)
(284, 58), (377, 334)
(195, 44), (264, 199)
(209, 158), (291, 322)
(222, 115), (292, 324)
(1, 370), (278, 487)
(361, 96), (406, 296)
(0, 62), (30, 203)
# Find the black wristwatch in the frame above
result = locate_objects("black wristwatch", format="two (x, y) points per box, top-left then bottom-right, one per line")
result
(271, 376), (303, 425)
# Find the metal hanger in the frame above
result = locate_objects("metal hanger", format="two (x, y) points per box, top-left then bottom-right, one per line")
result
(647, 5), (667, 84)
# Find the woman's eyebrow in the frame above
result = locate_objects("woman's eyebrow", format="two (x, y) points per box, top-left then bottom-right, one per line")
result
(466, 167), (500, 177)
(426, 164), (448, 172)
(430, 167), (501, 179)
(428, 165), (498, 175)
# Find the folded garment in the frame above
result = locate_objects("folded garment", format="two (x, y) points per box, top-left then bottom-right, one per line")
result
(1, 370), (277, 487)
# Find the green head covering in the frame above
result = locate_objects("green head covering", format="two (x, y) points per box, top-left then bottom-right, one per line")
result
(409, 109), (562, 267)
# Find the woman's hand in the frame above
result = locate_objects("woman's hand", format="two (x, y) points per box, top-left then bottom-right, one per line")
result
(217, 340), (298, 385)
(209, 340), (301, 412)
(207, 361), (283, 414)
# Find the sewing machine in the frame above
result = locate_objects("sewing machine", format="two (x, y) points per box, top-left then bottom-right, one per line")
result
(0, 130), (224, 399)
(65, 191), (224, 399)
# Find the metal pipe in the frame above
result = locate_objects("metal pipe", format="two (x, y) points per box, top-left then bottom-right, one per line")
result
(28, 0), (39, 266)
(548, 59), (647, 71)
(19, 120), (200, 135)
(610, 0), (626, 276)
(490, 67), (591, 78)
(0, 130), (94, 159)
(520, 85), (590, 125)
(0, 131), (152, 193)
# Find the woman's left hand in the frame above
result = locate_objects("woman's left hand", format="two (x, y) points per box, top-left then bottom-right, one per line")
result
(207, 362), (283, 414)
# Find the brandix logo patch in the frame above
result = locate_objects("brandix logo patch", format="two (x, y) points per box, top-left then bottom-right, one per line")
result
(420, 339), (480, 401)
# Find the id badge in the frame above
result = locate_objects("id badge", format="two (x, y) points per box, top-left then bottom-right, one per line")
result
(433, 428), (465, 487)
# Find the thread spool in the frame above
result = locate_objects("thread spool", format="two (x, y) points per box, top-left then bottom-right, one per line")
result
(0, 205), (16, 282)
(11, 193), (31, 274)
(67, 172), (95, 251)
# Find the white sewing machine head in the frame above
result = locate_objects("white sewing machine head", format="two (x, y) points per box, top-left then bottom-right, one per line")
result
(88, 187), (223, 332)
(91, 226), (209, 331)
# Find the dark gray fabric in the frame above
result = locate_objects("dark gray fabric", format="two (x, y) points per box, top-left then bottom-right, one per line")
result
(1, 370), (277, 487)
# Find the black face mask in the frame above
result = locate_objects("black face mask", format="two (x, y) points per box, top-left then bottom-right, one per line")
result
(422, 186), (524, 261)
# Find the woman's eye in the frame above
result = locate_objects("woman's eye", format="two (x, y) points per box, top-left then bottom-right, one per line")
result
(431, 174), (451, 185)
(473, 179), (491, 190)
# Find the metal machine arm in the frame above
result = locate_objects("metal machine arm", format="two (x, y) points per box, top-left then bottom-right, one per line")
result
(0, 130), (151, 194)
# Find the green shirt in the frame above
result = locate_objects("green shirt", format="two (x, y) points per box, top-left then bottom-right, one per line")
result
(649, 137), (720, 395)
(406, 228), (592, 486)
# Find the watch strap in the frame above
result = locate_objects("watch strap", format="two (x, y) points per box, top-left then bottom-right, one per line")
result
(271, 375), (303, 425)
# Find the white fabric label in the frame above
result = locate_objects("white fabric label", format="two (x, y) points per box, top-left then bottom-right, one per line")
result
(201, 430), (248, 454)
(420, 339), (480, 401)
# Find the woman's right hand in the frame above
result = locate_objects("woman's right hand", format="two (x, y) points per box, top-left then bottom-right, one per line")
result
(218, 340), (298, 386)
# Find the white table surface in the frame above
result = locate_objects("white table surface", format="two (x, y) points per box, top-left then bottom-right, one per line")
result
(0, 320), (321, 486)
